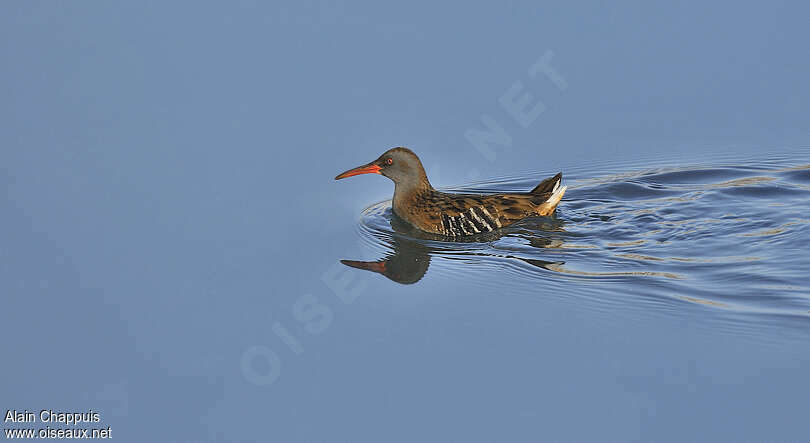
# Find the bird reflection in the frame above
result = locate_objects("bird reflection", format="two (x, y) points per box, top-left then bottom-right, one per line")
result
(341, 212), (565, 284)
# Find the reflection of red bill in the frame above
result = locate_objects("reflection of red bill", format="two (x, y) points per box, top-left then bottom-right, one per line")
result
(340, 259), (386, 274)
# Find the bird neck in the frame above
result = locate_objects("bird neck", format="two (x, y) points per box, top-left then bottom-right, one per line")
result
(392, 178), (433, 214)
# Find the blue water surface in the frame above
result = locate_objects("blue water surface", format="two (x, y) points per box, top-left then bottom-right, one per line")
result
(2, 2), (809, 442)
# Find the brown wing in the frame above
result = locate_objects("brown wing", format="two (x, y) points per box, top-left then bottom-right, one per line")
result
(476, 194), (538, 227)
(424, 192), (537, 236)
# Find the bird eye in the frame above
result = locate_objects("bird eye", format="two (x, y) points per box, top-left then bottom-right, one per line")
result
(386, 158), (393, 165)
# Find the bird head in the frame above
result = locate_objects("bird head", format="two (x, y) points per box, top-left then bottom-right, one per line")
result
(335, 147), (429, 188)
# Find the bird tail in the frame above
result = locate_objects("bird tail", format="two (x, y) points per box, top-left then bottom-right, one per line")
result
(531, 172), (563, 194)
(544, 183), (567, 207)
(532, 172), (566, 215)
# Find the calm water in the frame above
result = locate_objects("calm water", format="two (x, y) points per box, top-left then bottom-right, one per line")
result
(4, 2), (810, 442)
(348, 152), (810, 330)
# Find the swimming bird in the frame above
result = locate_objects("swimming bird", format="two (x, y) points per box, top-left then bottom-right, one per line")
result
(334, 147), (566, 237)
